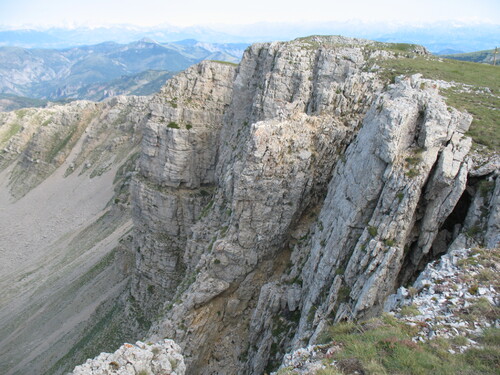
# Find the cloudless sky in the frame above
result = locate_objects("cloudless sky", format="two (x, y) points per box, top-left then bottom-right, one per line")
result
(0, 0), (499, 28)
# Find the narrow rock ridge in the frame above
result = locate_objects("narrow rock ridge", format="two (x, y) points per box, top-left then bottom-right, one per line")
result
(293, 74), (472, 345)
(119, 36), (497, 375)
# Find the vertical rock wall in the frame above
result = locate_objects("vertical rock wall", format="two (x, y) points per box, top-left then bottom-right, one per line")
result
(126, 37), (495, 374)
(130, 61), (237, 319)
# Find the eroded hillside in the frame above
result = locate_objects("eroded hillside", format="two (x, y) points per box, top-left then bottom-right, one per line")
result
(0, 96), (150, 374)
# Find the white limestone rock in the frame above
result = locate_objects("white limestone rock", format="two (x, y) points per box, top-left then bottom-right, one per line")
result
(71, 339), (185, 375)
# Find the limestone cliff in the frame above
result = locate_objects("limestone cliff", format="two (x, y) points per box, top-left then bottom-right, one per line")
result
(124, 36), (498, 374)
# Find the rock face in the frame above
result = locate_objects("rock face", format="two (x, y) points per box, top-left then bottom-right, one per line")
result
(122, 36), (496, 375)
(294, 74), (471, 343)
(72, 339), (186, 375)
(130, 61), (237, 318)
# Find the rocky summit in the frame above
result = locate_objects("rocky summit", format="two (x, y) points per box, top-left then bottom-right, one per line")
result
(0, 35), (498, 375)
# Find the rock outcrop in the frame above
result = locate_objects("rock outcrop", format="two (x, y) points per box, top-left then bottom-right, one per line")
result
(272, 246), (499, 375)
(130, 61), (237, 319)
(72, 339), (186, 375)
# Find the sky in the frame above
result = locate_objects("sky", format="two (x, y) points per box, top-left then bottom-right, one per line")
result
(1, 0), (499, 29)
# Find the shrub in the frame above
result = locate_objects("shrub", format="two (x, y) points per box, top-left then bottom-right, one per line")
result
(406, 168), (419, 178)
(368, 226), (378, 237)
(384, 238), (395, 247)
(400, 304), (420, 317)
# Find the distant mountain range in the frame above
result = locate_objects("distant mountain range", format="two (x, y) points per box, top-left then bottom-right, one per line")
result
(0, 22), (498, 53)
(0, 38), (247, 104)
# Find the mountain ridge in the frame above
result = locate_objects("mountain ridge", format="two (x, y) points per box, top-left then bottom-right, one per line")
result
(0, 39), (247, 102)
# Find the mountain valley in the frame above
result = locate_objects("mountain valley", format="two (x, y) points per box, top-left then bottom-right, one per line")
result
(0, 38), (245, 106)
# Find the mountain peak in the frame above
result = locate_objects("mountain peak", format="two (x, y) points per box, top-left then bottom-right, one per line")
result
(138, 37), (158, 44)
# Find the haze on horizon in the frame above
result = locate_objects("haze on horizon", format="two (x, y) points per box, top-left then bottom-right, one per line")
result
(1, 0), (499, 29)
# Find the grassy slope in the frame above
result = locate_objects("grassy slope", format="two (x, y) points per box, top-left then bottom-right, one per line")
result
(440, 49), (497, 65)
(310, 316), (500, 375)
(376, 56), (499, 151)
(0, 94), (48, 111)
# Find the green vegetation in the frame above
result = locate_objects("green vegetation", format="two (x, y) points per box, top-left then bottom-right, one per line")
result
(199, 200), (214, 219)
(465, 225), (482, 238)
(167, 121), (180, 129)
(317, 315), (500, 375)
(440, 49), (497, 65)
(378, 56), (499, 89)
(384, 238), (396, 247)
(400, 304), (420, 317)
(444, 88), (498, 150)
(368, 226), (378, 237)
(0, 122), (21, 144)
(0, 93), (47, 111)
(209, 60), (238, 67)
(377, 56), (499, 150)
(337, 285), (351, 303)
(458, 297), (500, 324)
(405, 156), (422, 165)
(406, 168), (419, 178)
(478, 180), (495, 199)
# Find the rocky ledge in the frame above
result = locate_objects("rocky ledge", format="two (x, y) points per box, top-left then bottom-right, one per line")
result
(273, 246), (499, 374)
(388, 246), (499, 350)
(71, 339), (186, 375)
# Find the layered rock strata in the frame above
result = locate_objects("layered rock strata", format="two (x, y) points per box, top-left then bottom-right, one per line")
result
(130, 61), (237, 318)
(124, 36), (496, 374)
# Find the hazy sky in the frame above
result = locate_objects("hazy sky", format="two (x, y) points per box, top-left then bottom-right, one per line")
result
(1, 0), (499, 28)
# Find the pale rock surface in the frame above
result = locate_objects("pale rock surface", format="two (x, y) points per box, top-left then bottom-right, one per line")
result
(293, 73), (472, 347)
(72, 339), (185, 375)
(101, 36), (500, 375)
(133, 37), (479, 374)
(130, 61), (237, 318)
